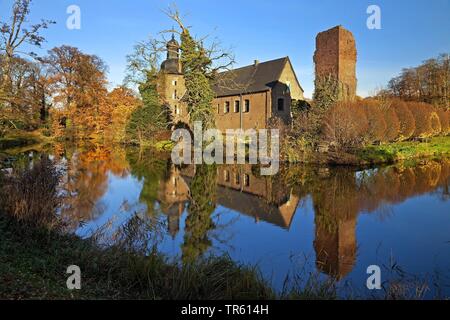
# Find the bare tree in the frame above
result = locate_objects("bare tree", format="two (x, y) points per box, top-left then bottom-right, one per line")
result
(0, 0), (55, 91)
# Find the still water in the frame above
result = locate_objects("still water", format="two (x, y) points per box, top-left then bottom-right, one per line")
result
(3, 144), (450, 298)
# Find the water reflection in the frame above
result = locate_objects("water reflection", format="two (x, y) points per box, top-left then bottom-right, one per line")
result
(6, 144), (448, 294)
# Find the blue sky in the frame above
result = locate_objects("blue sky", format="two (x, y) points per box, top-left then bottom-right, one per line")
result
(1, 0), (449, 98)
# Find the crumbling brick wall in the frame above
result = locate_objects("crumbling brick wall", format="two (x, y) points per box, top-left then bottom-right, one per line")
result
(314, 26), (357, 101)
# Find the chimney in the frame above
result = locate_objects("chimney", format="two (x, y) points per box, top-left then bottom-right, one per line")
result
(254, 59), (260, 66)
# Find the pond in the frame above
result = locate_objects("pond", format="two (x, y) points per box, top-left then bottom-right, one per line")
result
(2, 143), (450, 298)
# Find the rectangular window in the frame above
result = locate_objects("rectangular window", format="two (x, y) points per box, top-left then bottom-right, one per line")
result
(217, 104), (220, 114)
(235, 173), (240, 185)
(277, 98), (284, 111)
(244, 99), (250, 113)
(173, 90), (178, 100)
(234, 100), (240, 113)
(244, 174), (250, 187)
(224, 101), (230, 114)
(224, 170), (230, 182)
(172, 80), (177, 86)
(175, 105), (181, 115)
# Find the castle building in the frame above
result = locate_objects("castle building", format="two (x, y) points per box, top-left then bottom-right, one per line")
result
(313, 25), (357, 101)
(159, 36), (304, 130)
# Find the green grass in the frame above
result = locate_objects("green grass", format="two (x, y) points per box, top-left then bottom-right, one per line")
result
(357, 137), (450, 165)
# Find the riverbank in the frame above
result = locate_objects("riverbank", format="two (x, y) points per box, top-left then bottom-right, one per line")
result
(289, 137), (450, 166)
(357, 137), (450, 165)
(0, 214), (339, 300)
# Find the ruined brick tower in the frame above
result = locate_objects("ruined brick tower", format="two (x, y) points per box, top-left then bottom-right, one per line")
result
(314, 25), (357, 101)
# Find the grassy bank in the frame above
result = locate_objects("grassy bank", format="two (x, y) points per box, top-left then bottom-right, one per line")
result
(357, 137), (450, 165)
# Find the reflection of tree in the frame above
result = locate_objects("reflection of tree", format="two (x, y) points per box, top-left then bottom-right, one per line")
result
(182, 164), (217, 264)
(61, 144), (130, 230)
(126, 148), (170, 216)
(285, 160), (450, 279)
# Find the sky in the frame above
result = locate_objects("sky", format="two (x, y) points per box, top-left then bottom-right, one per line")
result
(1, 0), (449, 98)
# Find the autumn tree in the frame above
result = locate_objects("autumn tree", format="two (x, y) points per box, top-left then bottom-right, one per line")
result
(42, 46), (109, 139)
(106, 86), (141, 143)
(386, 54), (449, 110)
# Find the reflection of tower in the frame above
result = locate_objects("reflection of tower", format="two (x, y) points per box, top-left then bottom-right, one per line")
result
(314, 214), (357, 279)
(158, 166), (190, 238)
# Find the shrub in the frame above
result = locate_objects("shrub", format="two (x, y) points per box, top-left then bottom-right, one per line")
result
(382, 104), (401, 142)
(437, 110), (449, 135)
(360, 99), (387, 144)
(0, 157), (61, 230)
(391, 99), (416, 141)
(322, 101), (368, 150)
(407, 102), (441, 138)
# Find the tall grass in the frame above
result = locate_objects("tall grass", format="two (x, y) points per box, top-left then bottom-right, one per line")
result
(0, 156), (61, 230)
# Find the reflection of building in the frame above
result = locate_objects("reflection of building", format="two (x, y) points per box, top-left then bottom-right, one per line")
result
(314, 216), (357, 280)
(157, 164), (300, 237)
(156, 166), (190, 238)
(159, 36), (304, 130)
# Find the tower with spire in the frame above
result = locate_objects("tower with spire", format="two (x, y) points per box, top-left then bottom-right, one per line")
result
(159, 34), (189, 125)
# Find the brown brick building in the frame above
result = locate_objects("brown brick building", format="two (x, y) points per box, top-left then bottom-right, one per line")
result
(159, 36), (304, 130)
(314, 25), (357, 101)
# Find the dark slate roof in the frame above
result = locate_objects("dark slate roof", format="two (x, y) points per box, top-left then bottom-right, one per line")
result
(213, 57), (291, 97)
(161, 58), (181, 74)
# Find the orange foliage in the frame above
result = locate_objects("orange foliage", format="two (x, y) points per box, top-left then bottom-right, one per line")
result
(437, 109), (449, 136)
(382, 104), (401, 142)
(105, 86), (141, 143)
(391, 99), (416, 141)
(322, 101), (368, 150)
(407, 102), (442, 138)
(360, 99), (387, 143)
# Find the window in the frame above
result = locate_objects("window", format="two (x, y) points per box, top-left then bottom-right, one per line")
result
(172, 79), (178, 86)
(224, 170), (230, 182)
(277, 98), (285, 111)
(244, 174), (250, 187)
(234, 100), (240, 113)
(224, 101), (230, 113)
(235, 173), (240, 185)
(173, 90), (178, 100)
(175, 105), (181, 115)
(217, 104), (220, 114)
(244, 100), (250, 113)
